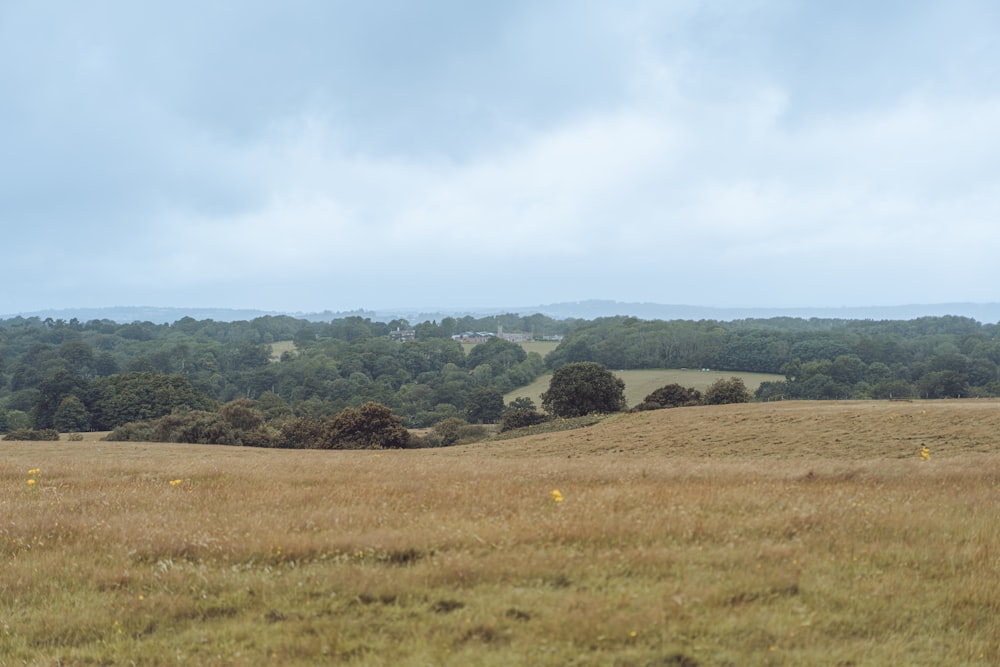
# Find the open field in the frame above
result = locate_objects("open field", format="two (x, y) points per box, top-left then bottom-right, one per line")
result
(462, 340), (561, 358)
(3, 400), (999, 665)
(506, 368), (784, 408)
(268, 340), (298, 361)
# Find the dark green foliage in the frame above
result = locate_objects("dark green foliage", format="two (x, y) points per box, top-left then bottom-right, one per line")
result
(90, 372), (215, 430)
(703, 377), (752, 405)
(277, 417), (325, 449)
(466, 338), (527, 372)
(277, 402), (410, 449)
(324, 402), (410, 449)
(152, 411), (240, 445)
(500, 408), (550, 432)
(5, 311), (1000, 437)
(219, 399), (265, 431)
(426, 417), (487, 446)
(635, 384), (702, 411)
(506, 396), (537, 412)
(3, 428), (60, 441)
(107, 409), (279, 447)
(54, 395), (91, 432)
(541, 362), (626, 418)
(465, 387), (504, 424)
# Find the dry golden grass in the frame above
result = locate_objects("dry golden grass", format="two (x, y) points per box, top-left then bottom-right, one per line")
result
(2, 400), (999, 665)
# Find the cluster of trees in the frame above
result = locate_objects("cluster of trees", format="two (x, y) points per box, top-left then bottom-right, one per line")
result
(3, 312), (999, 444)
(107, 400), (413, 450)
(0, 315), (549, 433)
(547, 315), (1000, 400)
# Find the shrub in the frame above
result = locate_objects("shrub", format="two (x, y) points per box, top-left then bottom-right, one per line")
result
(2, 428), (60, 441)
(703, 377), (752, 405)
(541, 362), (626, 417)
(324, 402), (410, 450)
(105, 422), (156, 442)
(432, 418), (487, 446)
(220, 399), (265, 431)
(635, 384), (702, 411)
(500, 409), (550, 432)
(278, 417), (325, 449)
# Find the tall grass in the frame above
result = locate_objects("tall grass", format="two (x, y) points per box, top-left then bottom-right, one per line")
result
(2, 402), (998, 665)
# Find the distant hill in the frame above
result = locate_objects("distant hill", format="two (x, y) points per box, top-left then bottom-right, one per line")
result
(5, 301), (1000, 324)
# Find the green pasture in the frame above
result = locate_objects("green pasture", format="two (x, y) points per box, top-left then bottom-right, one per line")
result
(461, 340), (561, 358)
(505, 368), (783, 409)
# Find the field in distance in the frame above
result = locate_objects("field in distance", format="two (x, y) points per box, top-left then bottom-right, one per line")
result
(506, 368), (783, 408)
(461, 340), (561, 358)
(3, 400), (998, 665)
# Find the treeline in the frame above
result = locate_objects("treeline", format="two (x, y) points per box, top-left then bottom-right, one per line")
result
(3, 312), (999, 438)
(547, 315), (1000, 399)
(0, 314), (555, 433)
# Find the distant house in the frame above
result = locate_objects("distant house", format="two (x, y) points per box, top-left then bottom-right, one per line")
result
(451, 331), (496, 343)
(389, 328), (416, 342)
(452, 329), (534, 343)
(498, 332), (533, 343)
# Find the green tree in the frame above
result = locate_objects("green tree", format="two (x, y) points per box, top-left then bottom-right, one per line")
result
(541, 362), (626, 417)
(324, 402), (410, 449)
(703, 377), (752, 405)
(465, 387), (504, 424)
(500, 407), (549, 432)
(506, 396), (537, 412)
(636, 383), (702, 410)
(91, 372), (215, 430)
(31, 369), (87, 429)
(219, 399), (265, 431)
(466, 338), (527, 372)
(53, 395), (91, 432)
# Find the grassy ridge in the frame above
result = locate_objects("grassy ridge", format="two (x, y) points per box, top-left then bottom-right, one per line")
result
(2, 400), (999, 665)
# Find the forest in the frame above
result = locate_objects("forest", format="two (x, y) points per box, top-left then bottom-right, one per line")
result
(1, 312), (998, 441)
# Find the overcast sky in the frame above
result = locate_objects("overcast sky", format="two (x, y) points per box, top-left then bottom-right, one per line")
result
(3, 0), (999, 314)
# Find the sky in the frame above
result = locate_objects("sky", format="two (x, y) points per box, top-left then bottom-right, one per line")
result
(3, 0), (999, 314)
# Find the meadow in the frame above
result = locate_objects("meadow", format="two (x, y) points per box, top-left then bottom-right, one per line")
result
(504, 368), (783, 408)
(2, 400), (999, 665)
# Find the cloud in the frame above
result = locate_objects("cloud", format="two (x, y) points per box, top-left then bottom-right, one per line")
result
(2, 1), (1000, 312)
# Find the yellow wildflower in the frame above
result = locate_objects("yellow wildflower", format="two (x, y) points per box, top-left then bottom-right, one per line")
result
(27, 479), (36, 486)
(28, 468), (40, 475)
(169, 479), (183, 486)
(920, 446), (930, 461)
(551, 489), (564, 503)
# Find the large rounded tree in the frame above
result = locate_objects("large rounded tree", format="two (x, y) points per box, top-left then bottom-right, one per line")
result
(541, 362), (626, 418)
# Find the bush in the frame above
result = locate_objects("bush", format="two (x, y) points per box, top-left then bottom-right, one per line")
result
(105, 422), (156, 442)
(278, 417), (325, 449)
(635, 383), (702, 411)
(541, 362), (626, 418)
(432, 417), (487, 445)
(703, 377), (752, 405)
(153, 411), (240, 445)
(500, 408), (550, 432)
(325, 402), (410, 449)
(2, 428), (61, 441)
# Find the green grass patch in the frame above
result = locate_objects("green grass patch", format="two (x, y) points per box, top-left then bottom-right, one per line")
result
(269, 340), (298, 361)
(461, 340), (560, 358)
(506, 368), (783, 409)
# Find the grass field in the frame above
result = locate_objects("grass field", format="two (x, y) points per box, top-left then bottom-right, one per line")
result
(461, 340), (561, 358)
(505, 368), (783, 408)
(3, 400), (999, 665)
(268, 340), (298, 361)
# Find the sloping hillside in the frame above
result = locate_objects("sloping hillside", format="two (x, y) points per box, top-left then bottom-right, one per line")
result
(465, 399), (1000, 460)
